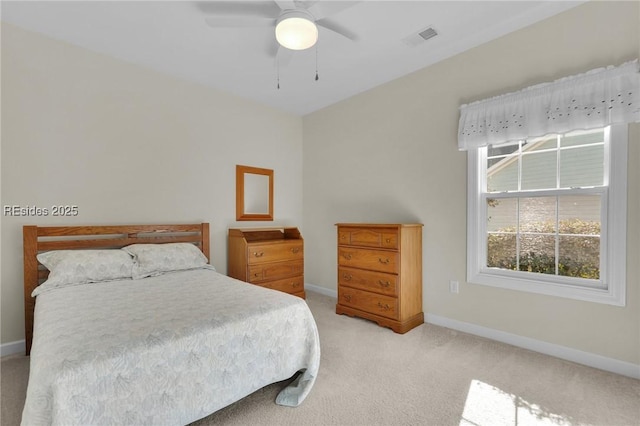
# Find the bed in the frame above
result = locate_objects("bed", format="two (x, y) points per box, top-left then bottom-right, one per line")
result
(21, 223), (320, 425)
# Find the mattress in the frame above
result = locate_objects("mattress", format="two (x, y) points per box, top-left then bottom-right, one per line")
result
(21, 268), (320, 425)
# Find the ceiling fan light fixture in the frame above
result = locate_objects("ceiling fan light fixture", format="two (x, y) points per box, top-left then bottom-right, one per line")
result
(275, 10), (318, 50)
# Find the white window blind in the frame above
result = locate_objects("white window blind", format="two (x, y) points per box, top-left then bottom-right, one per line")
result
(458, 60), (639, 150)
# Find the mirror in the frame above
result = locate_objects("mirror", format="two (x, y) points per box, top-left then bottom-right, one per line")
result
(236, 165), (273, 221)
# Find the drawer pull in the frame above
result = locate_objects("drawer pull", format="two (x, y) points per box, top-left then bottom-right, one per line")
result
(386, 238), (391, 243)
(291, 247), (300, 254)
(253, 251), (265, 258)
(343, 274), (353, 281)
(378, 258), (390, 264)
(343, 294), (352, 302)
(378, 280), (390, 288)
(293, 282), (301, 288)
(377, 302), (391, 311)
(343, 253), (352, 260)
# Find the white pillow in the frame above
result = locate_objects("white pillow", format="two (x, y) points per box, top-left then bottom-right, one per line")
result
(122, 243), (211, 279)
(34, 250), (134, 296)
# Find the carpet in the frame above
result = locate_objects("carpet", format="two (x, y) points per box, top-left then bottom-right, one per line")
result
(2, 291), (639, 425)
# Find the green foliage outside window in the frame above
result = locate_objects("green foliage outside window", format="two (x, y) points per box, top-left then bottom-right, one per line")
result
(487, 219), (600, 279)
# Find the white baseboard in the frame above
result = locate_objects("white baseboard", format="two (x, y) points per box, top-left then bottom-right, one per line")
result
(1, 340), (25, 358)
(426, 313), (640, 379)
(305, 283), (337, 298)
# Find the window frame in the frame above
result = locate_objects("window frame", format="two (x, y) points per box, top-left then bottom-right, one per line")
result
(467, 124), (627, 306)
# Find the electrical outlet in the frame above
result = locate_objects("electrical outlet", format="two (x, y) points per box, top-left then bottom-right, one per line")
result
(449, 280), (459, 294)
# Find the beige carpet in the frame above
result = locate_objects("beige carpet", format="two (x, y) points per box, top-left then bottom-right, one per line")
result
(2, 291), (639, 425)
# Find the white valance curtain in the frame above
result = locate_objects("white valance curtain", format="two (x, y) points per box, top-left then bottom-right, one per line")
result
(458, 59), (640, 150)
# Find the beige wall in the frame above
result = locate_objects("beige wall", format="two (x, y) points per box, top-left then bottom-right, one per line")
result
(2, 2), (638, 367)
(1, 23), (303, 344)
(303, 1), (640, 364)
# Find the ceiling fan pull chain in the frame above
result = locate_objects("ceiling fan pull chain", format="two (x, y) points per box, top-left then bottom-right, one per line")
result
(277, 56), (281, 89)
(315, 45), (319, 81)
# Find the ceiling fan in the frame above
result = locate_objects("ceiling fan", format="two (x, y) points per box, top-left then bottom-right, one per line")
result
(204, 1), (360, 65)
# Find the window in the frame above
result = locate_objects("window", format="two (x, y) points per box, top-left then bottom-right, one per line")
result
(467, 125), (627, 305)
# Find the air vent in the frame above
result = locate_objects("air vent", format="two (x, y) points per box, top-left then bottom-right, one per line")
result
(402, 26), (438, 47)
(418, 27), (438, 41)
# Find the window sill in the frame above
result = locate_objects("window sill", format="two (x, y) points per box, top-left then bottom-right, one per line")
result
(468, 270), (625, 306)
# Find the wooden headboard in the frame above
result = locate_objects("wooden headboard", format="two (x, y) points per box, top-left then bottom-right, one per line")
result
(23, 223), (210, 355)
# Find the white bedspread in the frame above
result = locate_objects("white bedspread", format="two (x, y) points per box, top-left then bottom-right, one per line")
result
(21, 269), (320, 425)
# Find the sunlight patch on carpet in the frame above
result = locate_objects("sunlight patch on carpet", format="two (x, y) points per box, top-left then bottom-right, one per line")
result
(460, 380), (571, 426)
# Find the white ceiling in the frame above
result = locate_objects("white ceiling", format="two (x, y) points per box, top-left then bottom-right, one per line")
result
(1, 1), (584, 116)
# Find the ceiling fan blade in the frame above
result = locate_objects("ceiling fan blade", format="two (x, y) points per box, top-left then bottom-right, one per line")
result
(274, 0), (297, 10)
(205, 16), (275, 28)
(196, 1), (278, 18)
(307, 1), (360, 20)
(316, 19), (358, 41)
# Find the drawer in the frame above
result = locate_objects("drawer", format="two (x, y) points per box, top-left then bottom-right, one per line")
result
(338, 266), (397, 296)
(338, 227), (398, 250)
(247, 241), (303, 265)
(248, 260), (303, 283)
(260, 275), (304, 294)
(338, 287), (398, 320)
(338, 247), (398, 274)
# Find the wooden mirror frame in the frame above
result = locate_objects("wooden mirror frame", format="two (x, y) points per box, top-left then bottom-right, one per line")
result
(236, 165), (274, 221)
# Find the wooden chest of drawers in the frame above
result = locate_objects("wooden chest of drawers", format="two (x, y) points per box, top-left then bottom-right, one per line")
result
(228, 227), (305, 298)
(336, 223), (423, 333)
